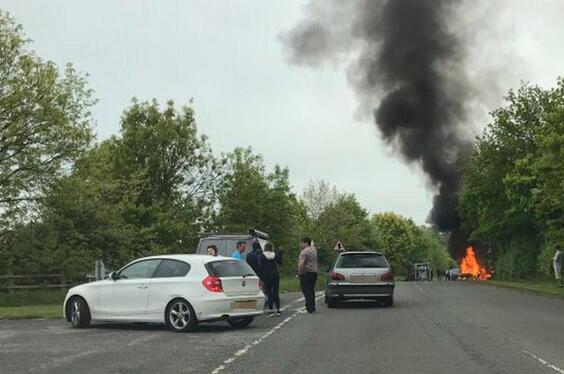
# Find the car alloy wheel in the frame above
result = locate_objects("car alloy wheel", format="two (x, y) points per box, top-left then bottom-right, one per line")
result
(68, 296), (91, 328)
(167, 299), (197, 332)
(71, 300), (81, 327)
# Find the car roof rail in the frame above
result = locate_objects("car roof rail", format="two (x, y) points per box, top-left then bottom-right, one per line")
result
(200, 233), (251, 238)
(248, 229), (269, 239)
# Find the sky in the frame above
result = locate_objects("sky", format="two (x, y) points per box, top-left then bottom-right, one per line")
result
(1, 0), (563, 225)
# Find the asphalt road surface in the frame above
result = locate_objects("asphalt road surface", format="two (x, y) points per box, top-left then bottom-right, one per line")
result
(1, 282), (563, 374)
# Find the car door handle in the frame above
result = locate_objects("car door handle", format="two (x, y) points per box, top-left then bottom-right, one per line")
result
(137, 285), (148, 289)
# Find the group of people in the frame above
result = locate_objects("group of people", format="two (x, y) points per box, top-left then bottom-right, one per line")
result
(205, 236), (319, 315)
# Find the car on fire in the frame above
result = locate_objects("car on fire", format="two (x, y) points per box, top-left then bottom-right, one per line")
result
(324, 251), (395, 308)
(63, 255), (265, 332)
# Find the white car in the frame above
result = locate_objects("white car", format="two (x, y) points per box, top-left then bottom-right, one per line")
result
(63, 255), (265, 332)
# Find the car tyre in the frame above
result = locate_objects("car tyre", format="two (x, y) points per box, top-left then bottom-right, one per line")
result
(227, 316), (255, 328)
(327, 298), (337, 308)
(166, 298), (198, 332)
(383, 296), (394, 308)
(69, 296), (91, 328)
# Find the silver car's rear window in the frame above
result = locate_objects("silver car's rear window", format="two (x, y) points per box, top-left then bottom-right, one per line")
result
(336, 254), (389, 268)
(206, 260), (255, 277)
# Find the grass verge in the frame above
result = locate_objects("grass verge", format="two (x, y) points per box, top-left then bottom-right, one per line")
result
(486, 275), (564, 298)
(0, 289), (67, 319)
(0, 304), (62, 319)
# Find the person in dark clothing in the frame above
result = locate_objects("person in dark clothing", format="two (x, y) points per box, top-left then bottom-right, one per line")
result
(258, 242), (283, 316)
(246, 240), (262, 276)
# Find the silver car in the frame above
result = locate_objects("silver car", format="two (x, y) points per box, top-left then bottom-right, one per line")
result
(325, 251), (395, 308)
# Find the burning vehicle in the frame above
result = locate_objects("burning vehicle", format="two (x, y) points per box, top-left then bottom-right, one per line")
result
(459, 246), (492, 280)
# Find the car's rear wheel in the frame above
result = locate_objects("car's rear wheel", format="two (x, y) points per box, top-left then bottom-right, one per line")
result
(383, 296), (394, 307)
(69, 296), (91, 328)
(227, 316), (255, 328)
(166, 299), (198, 332)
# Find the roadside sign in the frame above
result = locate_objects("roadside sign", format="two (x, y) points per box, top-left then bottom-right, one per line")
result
(334, 240), (345, 252)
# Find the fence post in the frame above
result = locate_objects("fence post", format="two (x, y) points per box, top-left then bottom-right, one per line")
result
(7, 268), (14, 294)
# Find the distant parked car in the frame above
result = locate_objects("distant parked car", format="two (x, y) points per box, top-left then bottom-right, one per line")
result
(63, 255), (265, 332)
(325, 251), (395, 308)
(446, 268), (460, 281)
(196, 229), (270, 259)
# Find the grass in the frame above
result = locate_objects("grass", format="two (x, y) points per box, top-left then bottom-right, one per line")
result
(486, 274), (564, 298)
(0, 289), (67, 319)
(0, 304), (62, 319)
(0, 288), (67, 307)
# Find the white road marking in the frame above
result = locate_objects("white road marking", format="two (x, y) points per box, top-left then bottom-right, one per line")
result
(210, 294), (324, 374)
(413, 282), (424, 292)
(523, 351), (564, 374)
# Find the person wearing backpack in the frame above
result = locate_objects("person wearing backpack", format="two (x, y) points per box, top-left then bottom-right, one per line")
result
(258, 242), (283, 316)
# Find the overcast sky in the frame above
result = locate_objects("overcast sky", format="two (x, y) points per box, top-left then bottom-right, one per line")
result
(1, 0), (563, 225)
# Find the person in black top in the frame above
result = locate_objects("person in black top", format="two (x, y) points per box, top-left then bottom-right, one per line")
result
(258, 242), (283, 316)
(246, 240), (262, 276)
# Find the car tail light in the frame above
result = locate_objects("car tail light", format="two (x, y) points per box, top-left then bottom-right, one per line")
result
(330, 272), (345, 281)
(202, 276), (223, 292)
(381, 271), (394, 282)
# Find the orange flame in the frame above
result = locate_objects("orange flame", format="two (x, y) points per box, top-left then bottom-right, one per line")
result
(459, 246), (491, 280)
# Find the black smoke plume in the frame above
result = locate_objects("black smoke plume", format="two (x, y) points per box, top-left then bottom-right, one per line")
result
(282, 0), (473, 256)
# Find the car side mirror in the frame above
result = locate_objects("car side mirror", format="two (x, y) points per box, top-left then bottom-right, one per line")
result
(109, 271), (118, 281)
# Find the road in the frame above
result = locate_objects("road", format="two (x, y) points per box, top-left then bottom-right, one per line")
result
(1, 282), (563, 374)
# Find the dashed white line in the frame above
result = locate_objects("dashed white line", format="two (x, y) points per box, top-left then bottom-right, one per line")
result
(523, 351), (564, 374)
(210, 293), (324, 374)
(413, 282), (424, 292)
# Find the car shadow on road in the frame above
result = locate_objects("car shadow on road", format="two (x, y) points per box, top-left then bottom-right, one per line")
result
(90, 322), (259, 334)
(329, 301), (395, 309)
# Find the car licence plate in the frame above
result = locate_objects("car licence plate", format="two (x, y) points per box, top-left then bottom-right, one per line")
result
(231, 300), (257, 310)
(350, 275), (378, 284)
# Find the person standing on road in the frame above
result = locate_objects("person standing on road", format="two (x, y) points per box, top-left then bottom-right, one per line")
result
(231, 241), (247, 260)
(553, 244), (563, 288)
(246, 241), (262, 276)
(298, 237), (318, 314)
(258, 242), (283, 316)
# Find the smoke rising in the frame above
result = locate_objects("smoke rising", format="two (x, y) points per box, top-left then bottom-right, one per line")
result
(282, 0), (472, 239)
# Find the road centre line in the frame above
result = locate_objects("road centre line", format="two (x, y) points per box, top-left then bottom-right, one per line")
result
(523, 351), (564, 374)
(210, 294), (324, 374)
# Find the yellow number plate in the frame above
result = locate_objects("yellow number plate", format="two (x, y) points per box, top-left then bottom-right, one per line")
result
(231, 300), (257, 310)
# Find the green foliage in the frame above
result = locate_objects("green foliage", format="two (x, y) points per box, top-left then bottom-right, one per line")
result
(0, 11), (95, 226)
(369, 212), (451, 275)
(216, 147), (304, 271)
(459, 79), (564, 279)
(314, 194), (372, 266)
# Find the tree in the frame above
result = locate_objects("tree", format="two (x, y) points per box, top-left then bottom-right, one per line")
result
(301, 179), (339, 220)
(370, 212), (416, 275)
(314, 194), (372, 266)
(459, 79), (564, 278)
(216, 147), (303, 271)
(0, 11), (95, 227)
(6, 99), (224, 277)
